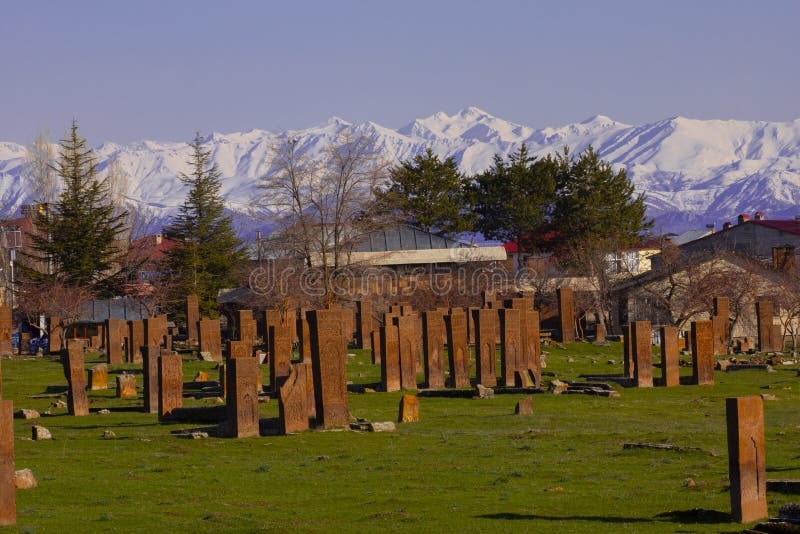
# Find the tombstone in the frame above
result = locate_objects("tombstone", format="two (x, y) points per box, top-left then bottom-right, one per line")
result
(307, 309), (350, 428)
(218, 363), (227, 398)
(515, 397), (534, 416)
(0, 400), (14, 526)
(481, 290), (496, 309)
(105, 318), (125, 365)
(526, 310), (542, 387)
(623, 322), (635, 378)
(158, 354), (183, 419)
(0, 307), (11, 357)
(422, 311), (445, 390)
(398, 395), (419, 423)
(691, 320), (714, 385)
(473, 309), (497, 387)
(380, 324), (401, 393)
(499, 308), (522, 387)
(632, 321), (653, 388)
(226, 357), (259, 438)
(356, 299), (374, 350)
(301, 360), (317, 419)
(198, 319), (222, 362)
(771, 323), (784, 353)
(726, 396), (767, 523)
(48, 316), (62, 354)
(712, 296), (730, 355)
(595, 322), (606, 343)
(116, 374), (137, 398)
(228, 340), (252, 360)
(279, 364), (310, 434)
(269, 323), (293, 393)
(141, 345), (160, 414)
(88, 364), (108, 390)
(467, 306), (479, 345)
(755, 300), (775, 353)
(238, 310), (257, 347)
(63, 345), (89, 416)
(127, 320), (144, 364)
(445, 310), (470, 388)
(659, 326), (680, 387)
(370, 330), (382, 365)
(144, 315), (166, 349)
(556, 287), (575, 343)
(394, 315), (418, 391)
(298, 316), (312, 363)
(186, 295), (200, 344)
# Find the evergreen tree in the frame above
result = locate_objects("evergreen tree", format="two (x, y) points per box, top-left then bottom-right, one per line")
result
(165, 133), (245, 318)
(26, 120), (127, 292)
(377, 148), (473, 237)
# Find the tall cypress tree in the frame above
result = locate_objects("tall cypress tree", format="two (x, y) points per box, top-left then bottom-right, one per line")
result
(165, 133), (245, 318)
(26, 120), (127, 292)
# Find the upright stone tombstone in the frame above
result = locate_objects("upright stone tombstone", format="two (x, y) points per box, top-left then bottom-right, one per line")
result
(370, 330), (381, 365)
(116, 374), (137, 398)
(105, 318), (125, 365)
(64, 345), (89, 416)
(218, 363), (227, 398)
(756, 300), (775, 353)
(127, 320), (144, 364)
(623, 322), (635, 378)
(467, 306), (479, 345)
(301, 360), (316, 419)
(186, 295), (200, 344)
(198, 318), (222, 362)
(473, 309), (497, 387)
(422, 311), (445, 389)
(269, 323), (293, 393)
(445, 310), (470, 388)
(595, 322), (606, 343)
(499, 308), (522, 387)
(691, 320), (714, 385)
(356, 299), (374, 350)
(726, 396), (767, 524)
(0, 307), (11, 357)
(279, 363), (310, 434)
(237, 309), (257, 347)
(394, 315), (418, 391)
(526, 310), (541, 387)
(141, 345), (160, 414)
(556, 287), (575, 343)
(144, 316), (165, 349)
(380, 323), (401, 393)
(659, 326), (680, 387)
(48, 316), (62, 354)
(228, 340), (252, 360)
(0, 400), (15, 526)
(298, 315), (312, 363)
(158, 354), (183, 419)
(307, 309), (349, 428)
(88, 364), (108, 390)
(712, 296), (730, 355)
(226, 357), (259, 438)
(632, 321), (653, 388)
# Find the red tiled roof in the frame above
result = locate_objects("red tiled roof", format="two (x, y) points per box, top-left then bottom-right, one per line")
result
(751, 219), (800, 236)
(128, 235), (178, 264)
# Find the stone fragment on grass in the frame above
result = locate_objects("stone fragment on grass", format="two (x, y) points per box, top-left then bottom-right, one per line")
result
(15, 409), (39, 420)
(474, 384), (495, 399)
(368, 422), (397, 432)
(103, 430), (116, 439)
(194, 371), (209, 382)
(515, 398), (534, 416)
(544, 486), (564, 492)
(32, 426), (52, 440)
(549, 380), (569, 395)
(199, 351), (214, 362)
(98, 409), (111, 415)
(14, 469), (37, 490)
(760, 393), (777, 401)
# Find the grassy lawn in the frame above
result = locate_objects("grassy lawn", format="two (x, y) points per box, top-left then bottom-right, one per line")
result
(3, 341), (799, 533)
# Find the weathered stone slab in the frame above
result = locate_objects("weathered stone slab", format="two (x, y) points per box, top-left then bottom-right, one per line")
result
(279, 363), (309, 434)
(226, 357), (259, 438)
(660, 326), (680, 387)
(0, 307), (11, 357)
(473, 309), (497, 387)
(301, 360), (316, 419)
(186, 295), (199, 344)
(0, 400), (15, 525)
(556, 287), (575, 342)
(269, 323), (293, 393)
(713, 296), (730, 355)
(380, 324), (401, 393)
(228, 340), (252, 360)
(116, 374), (137, 398)
(422, 311), (445, 389)
(595, 322), (606, 343)
(127, 320), (144, 364)
(144, 315), (167, 350)
(198, 318), (222, 362)
(445, 310), (470, 388)
(632, 321), (653, 388)
(218, 363), (226, 398)
(88, 364), (108, 390)
(141, 345), (160, 414)
(526, 310), (541, 387)
(515, 397), (534, 416)
(308, 310), (350, 428)
(499, 308), (521, 387)
(726, 396), (767, 523)
(370, 330), (381, 365)
(64, 346), (88, 416)
(623, 322), (634, 378)
(48, 316), (62, 355)
(105, 318), (124, 365)
(691, 320), (714, 385)
(298, 316), (312, 363)
(394, 315), (418, 391)
(356, 299), (374, 350)
(158, 354), (183, 419)
(398, 395), (419, 423)
(756, 300), (776, 353)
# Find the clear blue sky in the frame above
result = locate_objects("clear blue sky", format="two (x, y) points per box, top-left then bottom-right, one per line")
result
(2, 0), (798, 144)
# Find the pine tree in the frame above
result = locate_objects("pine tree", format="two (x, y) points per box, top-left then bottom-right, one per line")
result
(377, 148), (474, 237)
(165, 133), (245, 317)
(26, 120), (127, 292)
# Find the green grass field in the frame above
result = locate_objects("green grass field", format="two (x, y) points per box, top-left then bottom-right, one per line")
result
(3, 342), (799, 533)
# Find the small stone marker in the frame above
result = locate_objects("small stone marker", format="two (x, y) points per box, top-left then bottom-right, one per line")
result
(380, 324), (401, 393)
(308, 309), (350, 428)
(279, 364), (310, 434)
(422, 311), (445, 389)
(659, 326), (680, 387)
(515, 397), (534, 416)
(141, 345), (160, 414)
(691, 320), (714, 385)
(194, 371), (209, 382)
(0, 400), (14, 525)
(64, 345), (89, 416)
(726, 396), (767, 523)
(226, 357), (259, 438)
(198, 318), (222, 362)
(445, 310), (470, 388)
(158, 354), (183, 419)
(473, 309), (497, 388)
(398, 395), (419, 423)
(632, 321), (653, 388)
(14, 409), (38, 420)
(88, 364), (108, 390)
(32, 425), (52, 441)
(14, 469), (36, 490)
(116, 373), (137, 398)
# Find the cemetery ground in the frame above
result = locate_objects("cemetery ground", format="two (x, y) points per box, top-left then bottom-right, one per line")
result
(4, 342), (799, 533)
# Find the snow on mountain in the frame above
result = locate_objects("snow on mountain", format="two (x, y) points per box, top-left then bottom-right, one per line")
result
(2, 108), (800, 237)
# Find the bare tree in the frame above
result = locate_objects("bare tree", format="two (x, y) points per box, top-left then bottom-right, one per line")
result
(16, 276), (93, 345)
(24, 130), (58, 205)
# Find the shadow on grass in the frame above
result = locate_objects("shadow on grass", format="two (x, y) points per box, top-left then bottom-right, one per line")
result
(475, 513), (652, 523)
(653, 508), (731, 524)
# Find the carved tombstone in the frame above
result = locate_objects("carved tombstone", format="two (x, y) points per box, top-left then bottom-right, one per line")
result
(127, 320), (144, 364)
(380, 323), (401, 393)
(499, 308), (521, 387)
(659, 326), (680, 387)
(198, 318), (222, 362)
(307, 310), (350, 428)
(186, 295), (200, 345)
(632, 321), (653, 388)
(141, 345), (160, 414)
(158, 354), (183, 419)
(370, 330), (381, 365)
(269, 323), (293, 393)
(726, 396), (767, 523)
(64, 345), (89, 416)
(398, 395), (419, 423)
(356, 299), (374, 350)
(595, 322), (606, 343)
(298, 315), (312, 362)
(623, 322), (635, 378)
(556, 287), (575, 343)
(691, 320), (714, 385)
(0, 400), (14, 525)
(445, 310), (470, 388)
(226, 357), (259, 438)
(48, 316), (62, 354)
(0, 307), (11, 357)
(105, 318), (126, 365)
(473, 309), (497, 387)
(88, 364), (108, 390)
(526, 310), (541, 387)
(228, 340), (252, 360)
(755, 300), (775, 353)
(279, 363), (310, 434)
(144, 315), (166, 349)
(116, 374), (137, 398)
(712, 296), (730, 355)
(422, 311), (445, 389)
(394, 315), (418, 391)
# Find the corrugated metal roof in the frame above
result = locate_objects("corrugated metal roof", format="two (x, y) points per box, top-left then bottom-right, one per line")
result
(352, 226), (469, 253)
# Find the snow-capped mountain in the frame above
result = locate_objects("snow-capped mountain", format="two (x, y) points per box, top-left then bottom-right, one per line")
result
(2, 106), (800, 237)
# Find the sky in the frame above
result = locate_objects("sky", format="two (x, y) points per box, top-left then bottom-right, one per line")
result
(2, 0), (799, 144)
